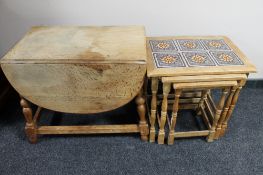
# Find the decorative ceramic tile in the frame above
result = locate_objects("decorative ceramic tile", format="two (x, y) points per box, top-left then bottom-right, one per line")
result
(149, 40), (177, 52)
(182, 52), (216, 67)
(210, 51), (244, 65)
(176, 39), (205, 51)
(201, 39), (231, 50)
(148, 39), (245, 68)
(152, 53), (186, 68)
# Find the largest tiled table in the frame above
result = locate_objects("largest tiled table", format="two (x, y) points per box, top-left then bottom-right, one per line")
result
(146, 36), (256, 144)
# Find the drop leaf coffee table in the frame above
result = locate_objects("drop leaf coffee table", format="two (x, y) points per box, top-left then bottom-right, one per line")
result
(147, 36), (256, 144)
(0, 26), (149, 143)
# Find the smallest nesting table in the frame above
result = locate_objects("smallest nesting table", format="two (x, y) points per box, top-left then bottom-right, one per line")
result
(146, 36), (256, 145)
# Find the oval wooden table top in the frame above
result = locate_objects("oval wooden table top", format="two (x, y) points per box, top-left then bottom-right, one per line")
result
(0, 26), (147, 114)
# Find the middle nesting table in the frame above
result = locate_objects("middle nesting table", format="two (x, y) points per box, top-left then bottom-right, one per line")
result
(146, 36), (256, 145)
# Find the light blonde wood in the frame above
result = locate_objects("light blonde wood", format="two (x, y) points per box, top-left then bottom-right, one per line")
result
(220, 80), (246, 137)
(147, 36), (256, 78)
(157, 98), (201, 105)
(1, 26), (146, 114)
(174, 130), (210, 138)
(197, 89), (209, 115)
(158, 83), (171, 144)
(1, 26), (150, 143)
(20, 100), (148, 143)
(155, 91), (202, 99)
(2, 63), (145, 113)
(162, 74), (247, 83)
(20, 97), (37, 143)
(37, 125), (140, 134)
(20, 101), (149, 143)
(173, 81), (237, 90)
(214, 86), (237, 139)
(204, 99), (215, 121)
(207, 93), (217, 112)
(149, 77), (158, 142)
(147, 35), (256, 144)
(2, 26), (146, 63)
(153, 80), (239, 145)
(23, 105), (148, 143)
(135, 88), (149, 141)
(200, 107), (212, 129)
(207, 88), (229, 142)
(168, 89), (182, 145)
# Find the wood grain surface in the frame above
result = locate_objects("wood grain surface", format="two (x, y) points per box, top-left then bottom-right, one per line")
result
(1, 26), (146, 63)
(1, 26), (147, 113)
(2, 63), (145, 113)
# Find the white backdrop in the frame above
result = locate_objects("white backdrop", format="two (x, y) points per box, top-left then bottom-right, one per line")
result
(0, 0), (262, 79)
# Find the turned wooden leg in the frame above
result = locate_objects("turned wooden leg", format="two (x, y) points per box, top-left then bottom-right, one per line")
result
(168, 89), (182, 145)
(220, 80), (245, 137)
(136, 88), (149, 141)
(20, 97), (37, 143)
(207, 88), (228, 142)
(197, 89), (210, 115)
(214, 86), (236, 139)
(149, 78), (158, 142)
(158, 83), (171, 144)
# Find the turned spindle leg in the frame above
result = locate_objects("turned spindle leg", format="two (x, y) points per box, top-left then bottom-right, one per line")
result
(149, 78), (158, 142)
(220, 80), (245, 137)
(197, 89), (210, 115)
(158, 83), (171, 144)
(214, 86), (237, 139)
(20, 97), (37, 143)
(207, 88), (228, 142)
(136, 88), (149, 141)
(167, 89), (182, 145)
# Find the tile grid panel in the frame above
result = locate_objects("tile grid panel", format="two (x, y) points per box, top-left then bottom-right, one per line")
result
(149, 39), (244, 68)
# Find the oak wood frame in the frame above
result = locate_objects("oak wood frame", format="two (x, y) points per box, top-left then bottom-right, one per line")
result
(147, 36), (255, 145)
(20, 87), (149, 143)
(163, 81), (237, 145)
(214, 79), (247, 139)
(148, 76), (246, 145)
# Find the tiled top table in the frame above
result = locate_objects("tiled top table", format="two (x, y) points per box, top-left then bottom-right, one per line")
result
(146, 36), (256, 144)
(147, 36), (256, 77)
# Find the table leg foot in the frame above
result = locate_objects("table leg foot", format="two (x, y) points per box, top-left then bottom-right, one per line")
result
(214, 129), (221, 140)
(158, 131), (165, 144)
(219, 124), (227, 137)
(20, 97), (37, 144)
(25, 125), (38, 144)
(136, 90), (149, 141)
(207, 132), (215, 142)
(167, 132), (175, 145)
(149, 127), (156, 143)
